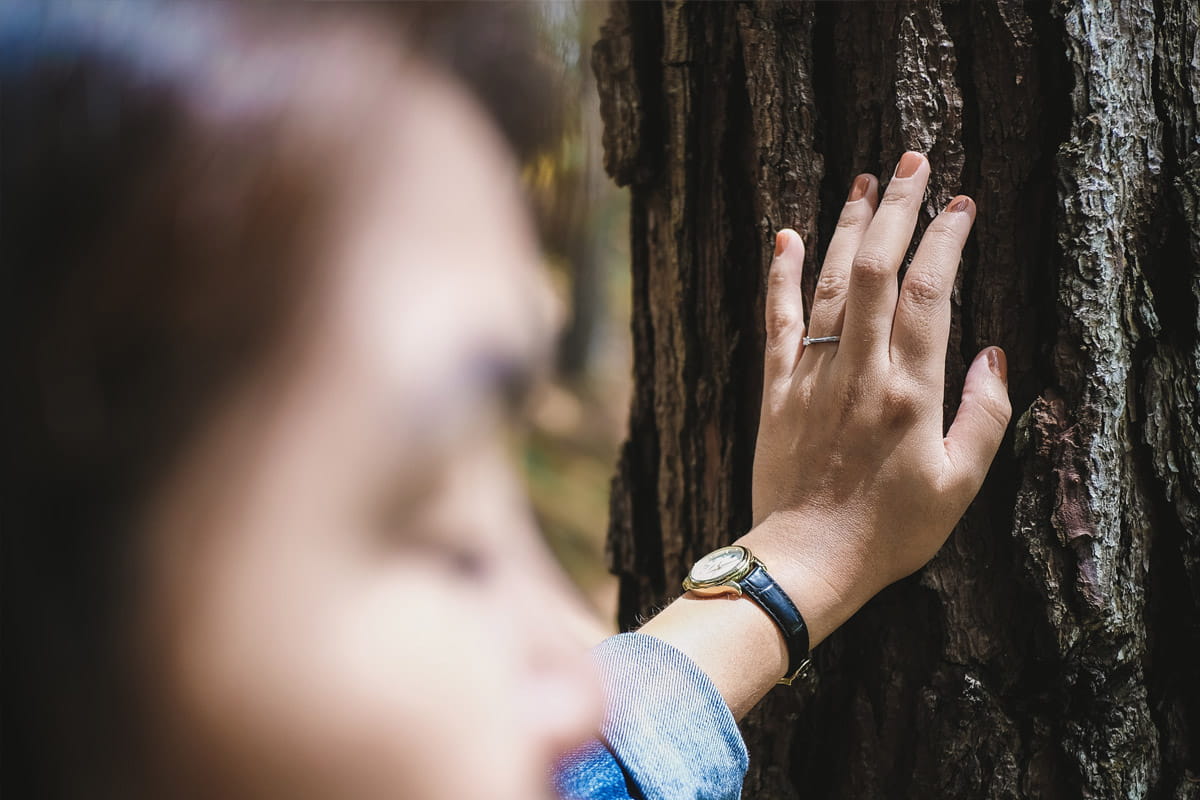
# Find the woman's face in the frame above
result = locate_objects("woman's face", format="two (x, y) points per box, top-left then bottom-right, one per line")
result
(142, 67), (603, 799)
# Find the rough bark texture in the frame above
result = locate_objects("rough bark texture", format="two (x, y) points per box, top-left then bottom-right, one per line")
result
(593, 1), (1200, 797)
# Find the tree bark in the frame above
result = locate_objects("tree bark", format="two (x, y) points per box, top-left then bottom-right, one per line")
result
(593, 1), (1199, 797)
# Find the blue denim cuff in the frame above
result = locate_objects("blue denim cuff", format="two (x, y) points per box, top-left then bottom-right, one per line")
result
(554, 739), (640, 800)
(592, 631), (748, 800)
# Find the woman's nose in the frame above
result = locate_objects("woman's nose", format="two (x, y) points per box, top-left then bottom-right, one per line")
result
(522, 639), (604, 762)
(515, 567), (606, 757)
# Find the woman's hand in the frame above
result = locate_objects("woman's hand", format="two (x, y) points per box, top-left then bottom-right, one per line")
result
(641, 152), (1011, 717)
(743, 151), (1011, 646)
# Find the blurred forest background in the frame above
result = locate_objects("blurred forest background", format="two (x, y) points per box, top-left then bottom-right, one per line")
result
(521, 1), (626, 628)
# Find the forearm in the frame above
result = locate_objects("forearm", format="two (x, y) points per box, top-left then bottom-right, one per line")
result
(638, 512), (875, 720)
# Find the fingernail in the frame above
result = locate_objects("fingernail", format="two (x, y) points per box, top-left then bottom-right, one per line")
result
(847, 175), (870, 202)
(894, 151), (923, 179)
(985, 346), (1008, 386)
(945, 195), (971, 213)
(774, 230), (788, 257)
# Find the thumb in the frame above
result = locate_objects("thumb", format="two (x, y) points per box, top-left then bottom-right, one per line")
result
(943, 347), (1011, 497)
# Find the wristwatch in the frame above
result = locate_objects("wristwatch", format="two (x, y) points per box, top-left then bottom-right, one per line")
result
(682, 545), (813, 685)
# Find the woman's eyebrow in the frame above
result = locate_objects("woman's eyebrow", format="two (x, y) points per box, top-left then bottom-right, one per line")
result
(407, 306), (555, 441)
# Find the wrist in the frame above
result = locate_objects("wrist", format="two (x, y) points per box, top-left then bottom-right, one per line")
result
(734, 511), (878, 648)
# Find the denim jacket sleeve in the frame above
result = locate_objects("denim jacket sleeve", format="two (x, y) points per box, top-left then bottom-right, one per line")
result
(553, 632), (748, 800)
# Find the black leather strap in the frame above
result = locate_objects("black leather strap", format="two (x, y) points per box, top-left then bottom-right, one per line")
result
(740, 563), (811, 682)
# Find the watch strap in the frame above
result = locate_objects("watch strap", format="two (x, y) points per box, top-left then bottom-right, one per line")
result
(740, 563), (812, 685)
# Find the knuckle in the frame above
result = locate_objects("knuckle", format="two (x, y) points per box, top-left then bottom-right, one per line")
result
(920, 223), (966, 264)
(878, 380), (922, 428)
(851, 248), (895, 281)
(835, 209), (868, 231)
(924, 218), (959, 241)
(880, 189), (915, 210)
(767, 263), (791, 291)
(813, 269), (850, 302)
(900, 269), (946, 309)
(983, 393), (1013, 432)
(765, 306), (800, 343)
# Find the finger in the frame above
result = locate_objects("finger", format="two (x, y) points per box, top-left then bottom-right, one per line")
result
(840, 151), (930, 363)
(763, 229), (806, 385)
(890, 195), (976, 380)
(806, 173), (879, 339)
(943, 347), (1011, 501)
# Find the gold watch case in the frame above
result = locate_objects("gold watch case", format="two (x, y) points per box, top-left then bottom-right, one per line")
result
(682, 545), (760, 596)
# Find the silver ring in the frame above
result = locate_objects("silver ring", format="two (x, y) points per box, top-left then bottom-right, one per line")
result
(802, 335), (840, 346)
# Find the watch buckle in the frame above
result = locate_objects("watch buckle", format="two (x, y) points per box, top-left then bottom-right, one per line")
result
(776, 657), (812, 686)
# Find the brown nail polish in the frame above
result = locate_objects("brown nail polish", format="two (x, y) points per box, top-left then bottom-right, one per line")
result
(894, 151), (923, 179)
(986, 347), (1008, 386)
(946, 196), (971, 213)
(774, 230), (788, 258)
(847, 175), (870, 202)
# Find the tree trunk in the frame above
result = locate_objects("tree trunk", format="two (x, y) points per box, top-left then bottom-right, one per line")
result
(592, 1), (1199, 797)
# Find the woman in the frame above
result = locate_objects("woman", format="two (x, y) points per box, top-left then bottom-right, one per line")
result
(2, 3), (1011, 799)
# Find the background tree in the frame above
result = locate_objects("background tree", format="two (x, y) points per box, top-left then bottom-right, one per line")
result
(592, 1), (1199, 797)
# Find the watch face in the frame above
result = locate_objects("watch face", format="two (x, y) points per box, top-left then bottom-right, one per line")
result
(690, 546), (749, 584)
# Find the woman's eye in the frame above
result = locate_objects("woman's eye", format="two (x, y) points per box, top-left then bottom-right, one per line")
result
(441, 545), (491, 581)
(372, 503), (490, 581)
(371, 483), (493, 581)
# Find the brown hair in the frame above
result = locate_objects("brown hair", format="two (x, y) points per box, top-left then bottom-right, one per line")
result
(1, 3), (554, 796)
